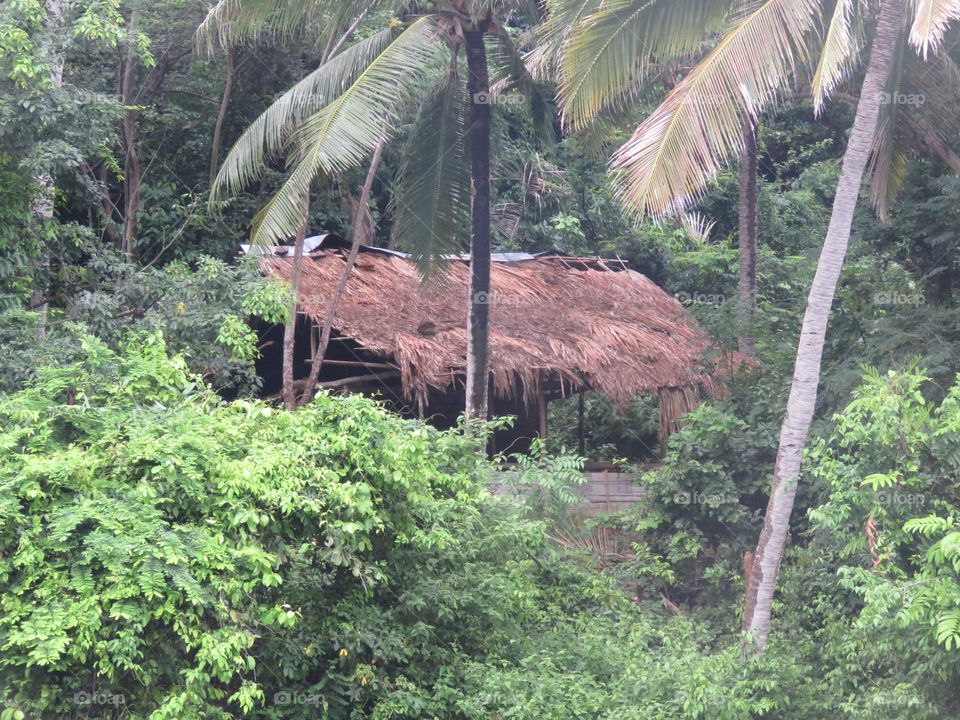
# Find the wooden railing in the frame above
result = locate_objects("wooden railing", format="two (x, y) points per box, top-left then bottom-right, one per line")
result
(492, 462), (655, 516)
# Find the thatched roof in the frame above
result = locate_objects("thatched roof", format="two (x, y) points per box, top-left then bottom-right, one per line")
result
(257, 242), (732, 425)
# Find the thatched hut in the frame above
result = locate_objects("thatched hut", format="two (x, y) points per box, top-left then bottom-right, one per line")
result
(248, 238), (734, 451)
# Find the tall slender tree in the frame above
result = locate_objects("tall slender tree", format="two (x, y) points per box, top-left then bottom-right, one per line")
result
(30, 0), (67, 338)
(742, 0), (907, 648)
(281, 196), (310, 410)
(738, 117), (758, 357)
(464, 24), (492, 423)
(300, 134), (388, 404)
(554, 0), (960, 649)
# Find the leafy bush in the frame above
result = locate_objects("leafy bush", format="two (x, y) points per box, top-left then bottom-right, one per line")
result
(0, 334), (484, 717)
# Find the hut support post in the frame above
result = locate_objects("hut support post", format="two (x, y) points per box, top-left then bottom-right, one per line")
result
(538, 386), (548, 449)
(578, 387), (586, 456)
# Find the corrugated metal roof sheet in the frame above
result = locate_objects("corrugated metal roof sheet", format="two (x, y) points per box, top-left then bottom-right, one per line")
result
(239, 234), (330, 257)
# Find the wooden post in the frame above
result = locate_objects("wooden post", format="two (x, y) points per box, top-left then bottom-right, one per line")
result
(578, 387), (586, 456)
(537, 380), (548, 447)
(604, 468), (610, 513)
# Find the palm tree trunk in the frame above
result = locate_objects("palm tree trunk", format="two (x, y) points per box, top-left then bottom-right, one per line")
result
(281, 196), (310, 410)
(742, 0), (907, 651)
(300, 135), (387, 405)
(738, 116), (758, 357)
(464, 25), (492, 425)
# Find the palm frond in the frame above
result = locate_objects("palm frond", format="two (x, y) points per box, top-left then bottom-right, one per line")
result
(812, 0), (863, 114)
(681, 211), (717, 242)
(866, 103), (906, 220)
(909, 0), (960, 58)
(869, 46), (960, 216)
(197, 0), (323, 52)
(610, 0), (820, 217)
(867, 31), (908, 221)
(251, 17), (445, 246)
(197, 0), (390, 56)
(493, 201), (523, 241)
(391, 73), (471, 281)
(490, 29), (556, 144)
(559, 0), (731, 131)
(528, 0), (604, 82)
(212, 27), (397, 205)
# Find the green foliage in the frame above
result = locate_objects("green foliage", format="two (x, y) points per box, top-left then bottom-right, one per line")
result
(808, 367), (960, 660)
(68, 251), (290, 392)
(0, 335), (485, 717)
(496, 438), (587, 520)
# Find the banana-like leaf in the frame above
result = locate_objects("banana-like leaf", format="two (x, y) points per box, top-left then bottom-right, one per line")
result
(812, 0), (864, 114)
(212, 27), (398, 204)
(559, 0), (731, 131)
(392, 73), (471, 281)
(910, 0), (960, 58)
(610, 0), (820, 217)
(251, 16), (446, 246)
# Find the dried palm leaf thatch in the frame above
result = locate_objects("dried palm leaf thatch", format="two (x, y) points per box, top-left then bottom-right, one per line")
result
(262, 249), (735, 423)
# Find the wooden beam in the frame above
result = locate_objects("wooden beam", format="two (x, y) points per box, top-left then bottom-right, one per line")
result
(303, 359), (398, 370)
(317, 370), (400, 390)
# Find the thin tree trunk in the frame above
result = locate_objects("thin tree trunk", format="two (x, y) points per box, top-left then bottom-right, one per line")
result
(738, 115), (758, 358)
(210, 45), (236, 187)
(464, 25), (492, 426)
(300, 135), (387, 405)
(121, 10), (141, 259)
(741, 0), (906, 651)
(30, 0), (67, 339)
(281, 196), (310, 410)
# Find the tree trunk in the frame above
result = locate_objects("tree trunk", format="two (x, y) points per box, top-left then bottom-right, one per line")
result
(300, 135), (387, 405)
(464, 26), (492, 426)
(120, 10), (141, 259)
(738, 115), (758, 358)
(741, 0), (906, 651)
(210, 46), (236, 187)
(281, 196), (310, 410)
(30, 0), (67, 339)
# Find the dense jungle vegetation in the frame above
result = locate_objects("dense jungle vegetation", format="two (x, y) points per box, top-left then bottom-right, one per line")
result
(3, 0), (960, 718)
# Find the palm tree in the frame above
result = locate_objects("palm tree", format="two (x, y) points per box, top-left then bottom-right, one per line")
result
(742, 0), (907, 649)
(552, 0), (960, 650)
(198, 0), (548, 421)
